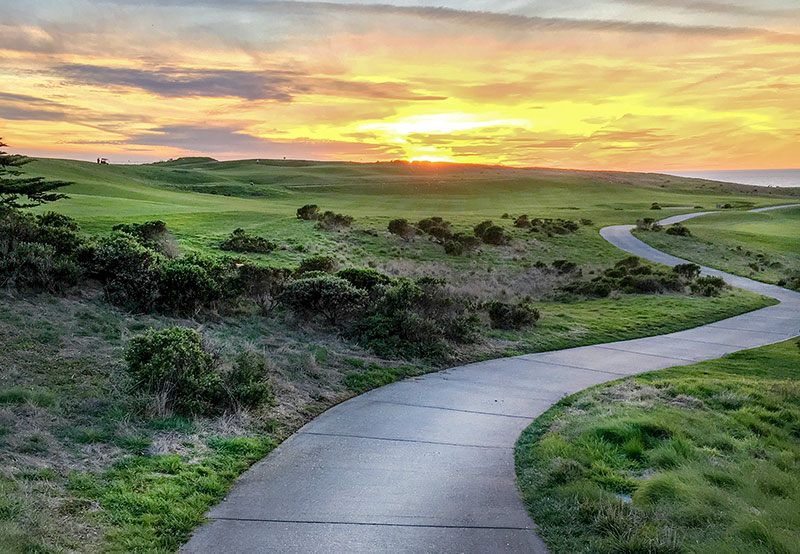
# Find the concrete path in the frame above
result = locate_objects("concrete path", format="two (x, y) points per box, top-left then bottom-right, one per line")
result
(183, 207), (800, 553)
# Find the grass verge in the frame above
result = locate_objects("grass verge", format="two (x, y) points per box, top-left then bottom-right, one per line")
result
(515, 338), (800, 553)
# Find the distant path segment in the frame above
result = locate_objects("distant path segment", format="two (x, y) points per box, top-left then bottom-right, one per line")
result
(183, 206), (800, 553)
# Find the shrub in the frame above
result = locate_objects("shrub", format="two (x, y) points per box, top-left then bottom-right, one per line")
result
(443, 239), (464, 256)
(279, 274), (367, 325)
(85, 232), (162, 311)
(650, 202), (662, 210)
(552, 259), (579, 274)
(666, 224), (691, 236)
(514, 214), (531, 228)
(580, 218), (593, 226)
(388, 218), (415, 239)
(427, 225), (452, 242)
(529, 218), (581, 235)
(112, 220), (178, 257)
(673, 263), (701, 280)
(236, 264), (291, 314)
(481, 225), (508, 245)
(297, 255), (338, 275)
(158, 258), (222, 316)
(220, 228), (276, 254)
(474, 220), (493, 238)
(316, 211), (353, 231)
(124, 327), (223, 416)
(226, 352), (275, 408)
(336, 268), (393, 291)
(0, 208), (84, 261)
(453, 233), (481, 250)
(486, 300), (540, 330)
(0, 240), (80, 292)
(296, 204), (319, 220)
(351, 278), (479, 360)
(690, 276), (726, 297)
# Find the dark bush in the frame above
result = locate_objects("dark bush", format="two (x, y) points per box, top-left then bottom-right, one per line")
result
(112, 220), (178, 257)
(316, 211), (354, 231)
(337, 268), (393, 291)
(514, 215), (531, 228)
(124, 327), (223, 416)
(0, 208), (83, 256)
(279, 274), (367, 325)
(486, 300), (540, 330)
(673, 263), (701, 280)
(220, 228), (276, 254)
(481, 225), (508, 245)
(690, 276), (726, 297)
(552, 260), (579, 274)
(650, 202), (662, 210)
(443, 239), (464, 256)
(529, 218), (580, 235)
(501, 213), (510, 219)
(388, 218), (415, 239)
(666, 224), (691, 236)
(236, 264), (291, 314)
(474, 220), (493, 238)
(0, 241), (80, 292)
(351, 278), (479, 360)
(296, 204), (319, 220)
(226, 352), (275, 408)
(427, 225), (452, 242)
(158, 258), (222, 316)
(453, 233), (481, 250)
(297, 255), (338, 275)
(635, 218), (662, 232)
(580, 218), (593, 226)
(85, 232), (162, 311)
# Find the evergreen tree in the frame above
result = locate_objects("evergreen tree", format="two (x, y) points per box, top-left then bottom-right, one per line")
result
(0, 138), (71, 209)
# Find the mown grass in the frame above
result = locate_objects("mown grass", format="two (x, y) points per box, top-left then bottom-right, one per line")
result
(515, 339), (800, 554)
(635, 206), (800, 285)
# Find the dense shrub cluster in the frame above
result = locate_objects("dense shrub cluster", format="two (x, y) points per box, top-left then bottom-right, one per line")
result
(473, 220), (508, 245)
(297, 255), (338, 275)
(296, 204), (353, 230)
(236, 265), (291, 314)
(387, 218), (415, 240)
(486, 300), (540, 330)
(124, 327), (275, 415)
(0, 209), (82, 291)
(220, 228), (277, 253)
(635, 218), (662, 232)
(665, 223), (691, 236)
(316, 211), (354, 231)
(527, 218), (580, 236)
(561, 257), (716, 298)
(279, 274), (367, 325)
(124, 327), (223, 416)
(337, 267), (394, 291)
(112, 220), (178, 257)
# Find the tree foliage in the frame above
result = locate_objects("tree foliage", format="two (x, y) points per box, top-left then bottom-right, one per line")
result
(0, 138), (71, 209)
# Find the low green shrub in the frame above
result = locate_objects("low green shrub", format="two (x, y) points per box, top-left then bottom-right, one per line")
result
(337, 268), (393, 291)
(279, 274), (367, 325)
(387, 218), (415, 239)
(236, 264), (291, 314)
(636, 218), (662, 232)
(124, 327), (223, 416)
(296, 204), (319, 220)
(297, 255), (338, 275)
(481, 225), (508, 245)
(529, 218), (580, 235)
(443, 239), (464, 256)
(158, 258), (222, 316)
(316, 211), (353, 231)
(673, 263), (701, 280)
(514, 214), (531, 228)
(486, 300), (540, 330)
(690, 276), (727, 297)
(112, 220), (178, 257)
(226, 352), (275, 408)
(220, 228), (276, 254)
(665, 224), (691, 237)
(0, 240), (80, 292)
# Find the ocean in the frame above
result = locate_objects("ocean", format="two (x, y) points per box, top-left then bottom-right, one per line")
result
(665, 169), (800, 188)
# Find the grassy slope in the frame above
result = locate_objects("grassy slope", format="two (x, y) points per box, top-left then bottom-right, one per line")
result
(1, 157), (793, 552)
(635, 206), (800, 285)
(515, 339), (800, 554)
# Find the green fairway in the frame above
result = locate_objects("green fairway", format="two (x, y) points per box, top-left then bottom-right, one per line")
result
(635, 206), (800, 286)
(515, 339), (800, 554)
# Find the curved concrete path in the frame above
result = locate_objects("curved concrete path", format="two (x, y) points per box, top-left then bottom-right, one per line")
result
(184, 206), (800, 553)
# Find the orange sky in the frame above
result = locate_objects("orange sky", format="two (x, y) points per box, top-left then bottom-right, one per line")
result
(1, 1), (799, 170)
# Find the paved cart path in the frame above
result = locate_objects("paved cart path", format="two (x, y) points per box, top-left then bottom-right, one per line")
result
(184, 206), (800, 553)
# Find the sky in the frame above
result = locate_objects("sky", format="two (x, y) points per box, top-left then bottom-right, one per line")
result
(1, 0), (798, 170)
